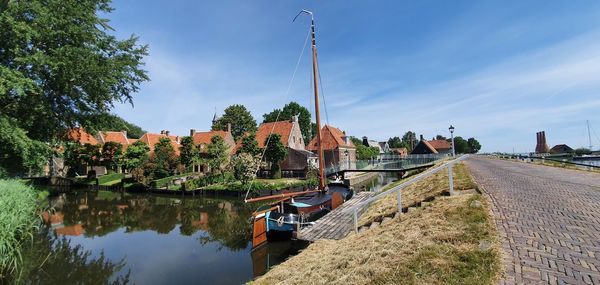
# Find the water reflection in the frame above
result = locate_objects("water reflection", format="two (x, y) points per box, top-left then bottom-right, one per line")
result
(20, 191), (302, 284)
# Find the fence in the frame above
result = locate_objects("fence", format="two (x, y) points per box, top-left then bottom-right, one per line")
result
(342, 154), (469, 233)
(325, 154), (448, 175)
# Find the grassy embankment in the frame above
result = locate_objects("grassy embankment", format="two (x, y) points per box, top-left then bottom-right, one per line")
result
(0, 180), (41, 281)
(253, 162), (499, 285)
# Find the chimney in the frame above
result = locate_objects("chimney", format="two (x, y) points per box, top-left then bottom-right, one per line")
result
(165, 130), (170, 137)
(160, 130), (164, 135)
(190, 129), (196, 137)
(122, 130), (127, 138)
(292, 114), (298, 123)
(362, 136), (368, 146)
(176, 136), (181, 144)
(227, 123), (231, 133)
(420, 134), (424, 141)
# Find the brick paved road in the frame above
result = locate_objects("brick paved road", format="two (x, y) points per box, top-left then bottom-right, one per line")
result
(467, 157), (600, 285)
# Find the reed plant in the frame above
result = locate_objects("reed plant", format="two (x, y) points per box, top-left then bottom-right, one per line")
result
(0, 180), (40, 280)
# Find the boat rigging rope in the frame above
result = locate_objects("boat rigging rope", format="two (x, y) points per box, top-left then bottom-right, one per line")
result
(244, 26), (312, 202)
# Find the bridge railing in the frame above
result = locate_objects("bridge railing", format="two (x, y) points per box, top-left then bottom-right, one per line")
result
(324, 154), (448, 175)
(341, 154), (469, 233)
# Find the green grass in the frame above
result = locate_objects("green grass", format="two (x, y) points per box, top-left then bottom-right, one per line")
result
(97, 173), (125, 185)
(0, 180), (40, 280)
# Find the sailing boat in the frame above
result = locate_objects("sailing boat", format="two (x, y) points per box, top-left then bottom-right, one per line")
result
(248, 10), (353, 248)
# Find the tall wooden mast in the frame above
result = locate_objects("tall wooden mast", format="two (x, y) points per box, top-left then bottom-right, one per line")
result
(308, 12), (326, 190)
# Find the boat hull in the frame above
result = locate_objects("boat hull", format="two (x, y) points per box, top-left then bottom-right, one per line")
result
(252, 183), (353, 247)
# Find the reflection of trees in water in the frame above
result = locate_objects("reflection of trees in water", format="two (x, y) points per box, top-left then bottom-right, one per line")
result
(50, 192), (256, 251)
(17, 229), (130, 285)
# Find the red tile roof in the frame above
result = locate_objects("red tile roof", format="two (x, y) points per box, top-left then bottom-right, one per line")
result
(307, 125), (355, 151)
(98, 131), (130, 149)
(66, 128), (98, 145)
(427, 139), (451, 151)
(192, 130), (230, 145)
(255, 121), (294, 148)
(139, 133), (180, 155)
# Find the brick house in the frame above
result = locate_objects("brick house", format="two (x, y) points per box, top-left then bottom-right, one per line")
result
(190, 126), (236, 173)
(255, 115), (317, 177)
(411, 135), (452, 155)
(138, 130), (181, 155)
(307, 125), (356, 171)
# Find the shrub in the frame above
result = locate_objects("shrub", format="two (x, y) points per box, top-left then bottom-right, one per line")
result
(0, 180), (40, 279)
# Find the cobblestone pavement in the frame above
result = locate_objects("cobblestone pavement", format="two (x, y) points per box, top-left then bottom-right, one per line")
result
(467, 157), (600, 285)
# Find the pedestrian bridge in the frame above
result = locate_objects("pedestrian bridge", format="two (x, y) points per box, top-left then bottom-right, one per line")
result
(324, 154), (447, 177)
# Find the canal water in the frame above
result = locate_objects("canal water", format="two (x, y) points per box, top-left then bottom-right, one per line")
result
(20, 173), (397, 284)
(20, 191), (308, 284)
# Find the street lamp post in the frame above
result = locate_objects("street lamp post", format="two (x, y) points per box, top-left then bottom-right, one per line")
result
(344, 149), (350, 170)
(449, 125), (455, 157)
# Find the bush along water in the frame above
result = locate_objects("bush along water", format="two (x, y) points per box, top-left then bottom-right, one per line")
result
(0, 180), (41, 281)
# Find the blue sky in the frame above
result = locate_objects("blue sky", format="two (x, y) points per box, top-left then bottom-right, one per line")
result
(107, 1), (600, 153)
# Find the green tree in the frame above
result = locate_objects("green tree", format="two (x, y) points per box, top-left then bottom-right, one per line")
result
(402, 131), (418, 152)
(63, 142), (84, 177)
(264, 134), (287, 178)
(212, 105), (256, 140)
(388, 136), (409, 149)
(101, 142), (123, 173)
(263, 102), (312, 145)
(435, 135), (447, 140)
(356, 145), (380, 160)
(152, 138), (179, 179)
(237, 133), (260, 156)
(80, 143), (101, 168)
(467, 137), (482, 153)
(123, 141), (150, 171)
(0, 116), (50, 176)
(451, 136), (469, 154)
(179, 136), (198, 169)
(207, 135), (229, 178)
(0, 0), (148, 141)
(82, 113), (145, 139)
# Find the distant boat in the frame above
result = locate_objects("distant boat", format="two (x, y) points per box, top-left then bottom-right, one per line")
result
(247, 10), (353, 248)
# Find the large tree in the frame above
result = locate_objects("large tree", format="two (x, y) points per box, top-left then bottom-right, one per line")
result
(212, 104), (256, 140)
(82, 113), (146, 139)
(100, 141), (123, 173)
(207, 135), (229, 178)
(263, 102), (313, 144)
(123, 140), (149, 171)
(402, 131), (418, 152)
(0, 0), (148, 177)
(264, 134), (287, 179)
(467, 137), (481, 153)
(237, 133), (260, 156)
(179, 136), (198, 169)
(0, 0), (148, 141)
(152, 138), (179, 179)
(388, 136), (409, 149)
(0, 116), (50, 176)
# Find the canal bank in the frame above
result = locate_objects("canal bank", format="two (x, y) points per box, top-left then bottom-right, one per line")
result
(252, 162), (500, 284)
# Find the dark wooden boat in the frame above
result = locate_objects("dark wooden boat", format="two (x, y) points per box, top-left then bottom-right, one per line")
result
(249, 10), (353, 248)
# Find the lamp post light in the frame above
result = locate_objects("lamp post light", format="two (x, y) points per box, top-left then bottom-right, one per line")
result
(449, 125), (455, 157)
(344, 149), (350, 170)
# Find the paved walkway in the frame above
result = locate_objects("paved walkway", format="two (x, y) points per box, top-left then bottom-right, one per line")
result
(467, 157), (600, 285)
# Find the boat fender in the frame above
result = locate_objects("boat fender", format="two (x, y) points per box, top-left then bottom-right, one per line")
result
(277, 216), (285, 227)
